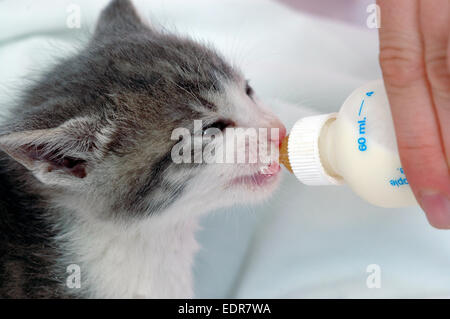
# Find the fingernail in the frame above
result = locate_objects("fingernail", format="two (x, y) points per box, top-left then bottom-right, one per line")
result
(420, 191), (450, 229)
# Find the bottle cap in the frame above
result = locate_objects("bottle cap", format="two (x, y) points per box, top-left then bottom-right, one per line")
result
(287, 113), (343, 185)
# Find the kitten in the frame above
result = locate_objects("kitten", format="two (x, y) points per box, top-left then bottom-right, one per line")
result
(0, 0), (285, 298)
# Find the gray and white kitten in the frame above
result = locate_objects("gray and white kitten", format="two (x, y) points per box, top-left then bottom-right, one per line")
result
(0, 0), (285, 298)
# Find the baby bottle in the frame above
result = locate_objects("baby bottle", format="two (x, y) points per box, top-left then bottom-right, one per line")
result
(279, 80), (417, 208)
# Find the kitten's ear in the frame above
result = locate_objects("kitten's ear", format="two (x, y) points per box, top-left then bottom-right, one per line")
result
(0, 118), (103, 186)
(95, 0), (145, 37)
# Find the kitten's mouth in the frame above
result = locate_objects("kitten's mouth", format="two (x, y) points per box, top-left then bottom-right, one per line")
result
(231, 163), (281, 187)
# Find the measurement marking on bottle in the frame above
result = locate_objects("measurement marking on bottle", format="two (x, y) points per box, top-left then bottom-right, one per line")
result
(358, 100), (365, 116)
(357, 117), (367, 151)
(358, 117), (366, 134)
(357, 102), (367, 151)
(356, 91), (374, 152)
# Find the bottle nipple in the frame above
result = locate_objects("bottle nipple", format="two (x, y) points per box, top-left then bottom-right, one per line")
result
(279, 135), (293, 173)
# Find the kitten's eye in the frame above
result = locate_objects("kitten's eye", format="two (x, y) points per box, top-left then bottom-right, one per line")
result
(245, 81), (254, 98)
(203, 119), (234, 132)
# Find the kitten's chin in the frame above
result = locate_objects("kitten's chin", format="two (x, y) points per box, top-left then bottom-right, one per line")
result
(228, 163), (282, 202)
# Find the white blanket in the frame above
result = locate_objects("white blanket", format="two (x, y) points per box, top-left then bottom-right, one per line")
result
(0, 0), (449, 298)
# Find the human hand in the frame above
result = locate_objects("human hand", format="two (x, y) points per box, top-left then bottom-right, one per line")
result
(377, 0), (450, 228)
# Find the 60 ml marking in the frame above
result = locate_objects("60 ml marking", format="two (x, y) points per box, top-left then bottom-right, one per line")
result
(357, 91), (373, 152)
(358, 117), (367, 151)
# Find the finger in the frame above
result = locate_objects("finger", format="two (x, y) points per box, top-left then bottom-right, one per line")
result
(419, 0), (450, 227)
(421, 0), (450, 162)
(377, 0), (450, 228)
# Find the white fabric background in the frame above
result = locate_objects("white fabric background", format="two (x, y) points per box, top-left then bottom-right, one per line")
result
(0, 0), (449, 298)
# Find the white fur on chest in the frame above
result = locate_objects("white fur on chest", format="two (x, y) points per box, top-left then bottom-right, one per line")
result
(64, 212), (201, 298)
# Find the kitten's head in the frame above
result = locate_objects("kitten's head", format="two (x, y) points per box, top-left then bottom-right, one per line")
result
(0, 0), (285, 222)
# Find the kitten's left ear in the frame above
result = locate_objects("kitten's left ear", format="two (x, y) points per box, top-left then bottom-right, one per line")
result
(95, 0), (146, 37)
(0, 118), (103, 187)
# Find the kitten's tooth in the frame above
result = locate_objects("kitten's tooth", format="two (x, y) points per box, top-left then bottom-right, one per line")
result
(259, 164), (270, 175)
